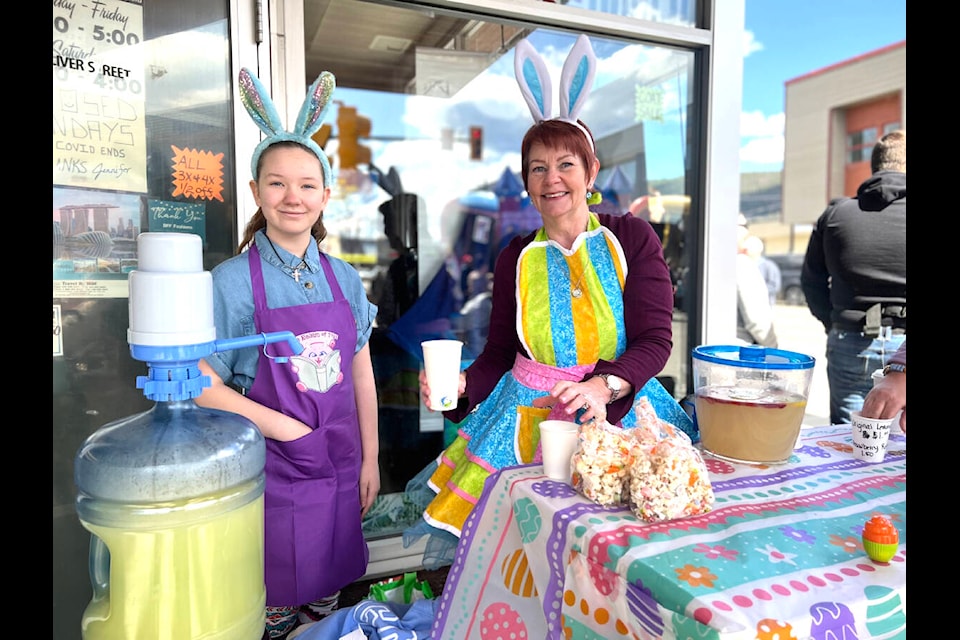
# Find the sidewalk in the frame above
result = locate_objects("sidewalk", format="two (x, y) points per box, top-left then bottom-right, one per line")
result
(771, 303), (829, 427)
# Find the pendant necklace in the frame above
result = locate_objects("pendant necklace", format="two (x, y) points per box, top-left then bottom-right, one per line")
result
(265, 235), (308, 283)
(570, 264), (588, 298)
(568, 220), (591, 298)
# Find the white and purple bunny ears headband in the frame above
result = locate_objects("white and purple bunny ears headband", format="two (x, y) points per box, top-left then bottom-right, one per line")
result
(514, 34), (597, 153)
(238, 68), (336, 186)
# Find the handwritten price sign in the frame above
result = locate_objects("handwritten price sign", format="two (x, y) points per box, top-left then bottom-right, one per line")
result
(170, 147), (226, 203)
(53, 0), (147, 193)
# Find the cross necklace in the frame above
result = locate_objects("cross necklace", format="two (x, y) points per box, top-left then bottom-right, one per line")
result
(265, 234), (308, 283)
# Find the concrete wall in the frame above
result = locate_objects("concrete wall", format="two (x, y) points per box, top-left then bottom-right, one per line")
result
(782, 42), (906, 226)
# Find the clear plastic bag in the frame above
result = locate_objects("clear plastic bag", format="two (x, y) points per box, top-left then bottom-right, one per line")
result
(570, 398), (714, 522)
(627, 397), (714, 522)
(571, 420), (634, 506)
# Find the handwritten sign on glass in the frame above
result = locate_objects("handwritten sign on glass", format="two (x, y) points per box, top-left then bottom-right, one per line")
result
(53, 0), (147, 193)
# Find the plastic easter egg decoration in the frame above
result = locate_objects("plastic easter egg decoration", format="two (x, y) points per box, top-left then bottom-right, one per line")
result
(861, 514), (899, 563)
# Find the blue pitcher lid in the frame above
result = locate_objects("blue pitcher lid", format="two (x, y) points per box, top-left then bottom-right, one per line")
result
(692, 344), (815, 370)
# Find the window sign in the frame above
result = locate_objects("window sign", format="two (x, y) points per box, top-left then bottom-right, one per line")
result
(53, 0), (147, 193)
(635, 85), (665, 123)
(148, 198), (207, 241)
(53, 186), (140, 299)
(170, 146), (226, 203)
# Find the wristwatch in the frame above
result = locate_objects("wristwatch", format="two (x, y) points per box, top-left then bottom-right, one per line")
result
(883, 362), (906, 376)
(598, 374), (623, 403)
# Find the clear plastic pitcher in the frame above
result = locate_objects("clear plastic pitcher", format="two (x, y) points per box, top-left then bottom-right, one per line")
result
(75, 400), (266, 640)
(692, 344), (815, 464)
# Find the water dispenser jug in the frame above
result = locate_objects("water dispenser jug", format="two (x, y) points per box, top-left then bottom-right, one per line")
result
(74, 233), (303, 640)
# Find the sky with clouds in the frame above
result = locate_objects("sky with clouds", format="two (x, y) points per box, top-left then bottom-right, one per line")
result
(128, 3), (904, 241)
(740, 0), (905, 172)
(143, 3), (905, 187)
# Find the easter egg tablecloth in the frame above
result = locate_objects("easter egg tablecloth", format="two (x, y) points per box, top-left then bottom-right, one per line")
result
(432, 425), (906, 639)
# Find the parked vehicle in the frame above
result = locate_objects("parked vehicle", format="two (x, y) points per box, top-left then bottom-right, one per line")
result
(767, 253), (806, 305)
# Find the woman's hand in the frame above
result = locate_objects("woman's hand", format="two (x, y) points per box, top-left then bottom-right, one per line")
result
(420, 369), (466, 411)
(534, 379), (608, 424)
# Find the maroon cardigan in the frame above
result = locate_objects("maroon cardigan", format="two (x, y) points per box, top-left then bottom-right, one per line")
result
(445, 212), (675, 425)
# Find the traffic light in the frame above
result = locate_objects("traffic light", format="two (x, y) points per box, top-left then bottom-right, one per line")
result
(337, 105), (372, 170)
(311, 123), (333, 166)
(311, 123), (332, 148)
(469, 125), (483, 161)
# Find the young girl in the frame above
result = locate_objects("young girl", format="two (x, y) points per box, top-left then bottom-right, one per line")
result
(196, 69), (380, 639)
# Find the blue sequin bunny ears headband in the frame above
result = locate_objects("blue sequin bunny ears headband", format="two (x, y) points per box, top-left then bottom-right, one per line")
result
(238, 68), (336, 186)
(514, 34), (598, 153)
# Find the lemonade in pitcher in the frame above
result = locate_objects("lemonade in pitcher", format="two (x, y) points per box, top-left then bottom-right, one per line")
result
(79, 481), (266, 640)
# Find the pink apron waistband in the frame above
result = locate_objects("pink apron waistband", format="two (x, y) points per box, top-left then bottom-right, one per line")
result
(511, 353), (595, 391)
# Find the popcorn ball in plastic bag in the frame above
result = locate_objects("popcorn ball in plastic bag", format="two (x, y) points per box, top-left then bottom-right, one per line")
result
(627, 397), (714, 522)
(628, 438), (714, 522)
(571, 420), (634, 506)
(571, 397), (714, 522)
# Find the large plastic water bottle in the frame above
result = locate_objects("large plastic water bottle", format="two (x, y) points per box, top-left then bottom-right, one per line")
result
(74, 233), (284, 639)
(75, 401), (266, 639)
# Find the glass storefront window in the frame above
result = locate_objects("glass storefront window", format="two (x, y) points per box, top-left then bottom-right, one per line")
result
(53, 2), (236, 633)
(309, 19), (698, 537)
(559, 0), (696, 26)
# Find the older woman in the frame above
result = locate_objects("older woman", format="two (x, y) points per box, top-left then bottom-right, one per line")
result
(404, 35), (682, 568)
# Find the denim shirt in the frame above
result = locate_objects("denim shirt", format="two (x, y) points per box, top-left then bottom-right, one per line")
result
(204, 229), (377, 391)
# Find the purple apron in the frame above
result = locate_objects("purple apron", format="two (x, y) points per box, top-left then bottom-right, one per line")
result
(246, 244), (368, 607)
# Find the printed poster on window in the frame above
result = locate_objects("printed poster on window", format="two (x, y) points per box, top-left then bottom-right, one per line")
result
(148, 198), (207, 241)
(53, 187), (141, 299)
(53, 0), (147, 193)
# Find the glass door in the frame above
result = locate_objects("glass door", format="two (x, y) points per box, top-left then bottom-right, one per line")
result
(53, 2), (250, 636)
(298, 2), (701, 538)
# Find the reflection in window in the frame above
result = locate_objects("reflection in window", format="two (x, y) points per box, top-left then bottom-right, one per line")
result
(318, 24), (697, 537)
(559, 0), (696, 26)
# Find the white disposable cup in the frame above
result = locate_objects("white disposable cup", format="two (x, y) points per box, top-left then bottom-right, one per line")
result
(539, 420), (580, 481)
(421, 340), (463, 411)
(850, 410), (893, 462)
(870, 369), (904, 435)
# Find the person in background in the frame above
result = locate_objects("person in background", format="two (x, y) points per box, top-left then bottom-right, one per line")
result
(371, 193), (419, 328)
(456, 269), (494, 357)
(195, 69), (380, 639)
(861, 340), (906, 433)
(736, 212), (750, 246)
(801, 129), (906, 424)
(736, 234), (778, 348)
(404, 35), (683, 569)
(743, 235), (781, 307)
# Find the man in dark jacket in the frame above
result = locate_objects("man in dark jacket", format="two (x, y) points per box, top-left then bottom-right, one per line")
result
(801, 130), (906, 425)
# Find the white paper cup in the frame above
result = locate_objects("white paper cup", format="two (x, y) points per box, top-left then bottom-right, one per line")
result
(850, 411), (893, 462)
(421, 340), (463, 411)
(539, 420), (580, 481)
(870, 369), (903, 435)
